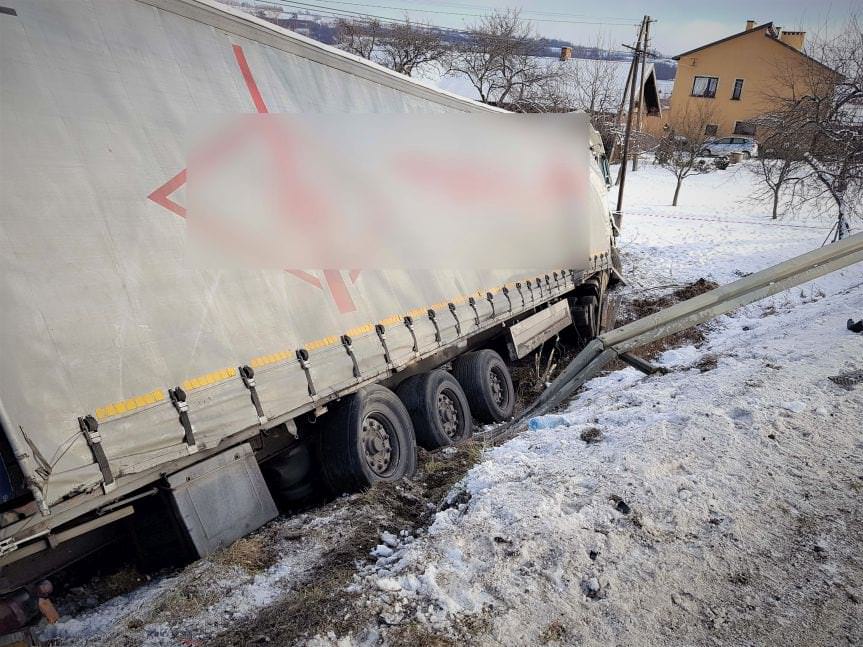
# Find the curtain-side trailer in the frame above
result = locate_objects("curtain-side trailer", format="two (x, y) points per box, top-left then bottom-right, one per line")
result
(0, 0), (618, 632)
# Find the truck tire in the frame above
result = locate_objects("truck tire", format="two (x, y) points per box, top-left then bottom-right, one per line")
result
(317, 385), (417, 494)
(452, 350), (515, 423)
(573, 294), (600, 339)
(261, 444), (316, 506)
(397, 369), (473, 450)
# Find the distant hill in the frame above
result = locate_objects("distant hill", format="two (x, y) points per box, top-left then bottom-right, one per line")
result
(240, 7), (677, 80)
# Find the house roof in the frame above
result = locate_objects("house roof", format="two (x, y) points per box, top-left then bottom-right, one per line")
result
(672, 21), (839, 75)
(672, 22), (774, 60)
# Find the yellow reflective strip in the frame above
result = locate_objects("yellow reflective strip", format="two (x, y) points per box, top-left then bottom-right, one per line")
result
(95, 387), (164, 420)
(379, 314), (401, 326)
(250, 350), (293, 368)
(347, 323), (373, 337)
(182, 367), (238, 391)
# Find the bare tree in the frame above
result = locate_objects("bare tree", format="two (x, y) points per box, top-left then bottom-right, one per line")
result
(334, 19), (383, 60)
(749, 126), (807, 219)
(445, 9), (563, 111)
(762, 18), (863, 239)
(377, 19), (447, 77)
(336, 18), (448, 78)
(565, 35), (622, 143)
(653, 103), (717, 205)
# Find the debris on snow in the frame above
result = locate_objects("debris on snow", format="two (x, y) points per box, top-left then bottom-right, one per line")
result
(579, 427), (603, 444)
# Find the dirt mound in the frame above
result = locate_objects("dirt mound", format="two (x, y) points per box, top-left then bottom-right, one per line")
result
(625, 277), (719, 321)
(209, 442), (484, 646)
(616, 278), (719, 361)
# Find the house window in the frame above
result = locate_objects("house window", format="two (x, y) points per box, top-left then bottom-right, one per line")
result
(734, 121), (757, 136)
(691, 76), (718, 98)
(705, 124), (718, 136)
(731, 79), (744, 100)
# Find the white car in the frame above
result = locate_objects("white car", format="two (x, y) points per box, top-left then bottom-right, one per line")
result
(700, 136), (759, 159)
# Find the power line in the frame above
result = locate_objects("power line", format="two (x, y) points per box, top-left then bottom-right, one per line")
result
(301, 0), (641, 25)
(273, 2), (555, 44)
(270, 1), (435, 27)
(265, 0), (639, 28)
(259, 0), (642, 51)
(363, 0), (641, 21)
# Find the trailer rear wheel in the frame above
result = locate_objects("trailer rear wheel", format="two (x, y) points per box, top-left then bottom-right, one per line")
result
(317, 385), (417, 494)
(261, 444), (316, 506)
(573, 294), (600, 339)
(397, 370), (473, 450)
(452, 350), (514, 423)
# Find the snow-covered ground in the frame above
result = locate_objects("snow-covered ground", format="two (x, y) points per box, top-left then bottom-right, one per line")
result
(42, 161), (862, 645)
(321, 163), (863, 645)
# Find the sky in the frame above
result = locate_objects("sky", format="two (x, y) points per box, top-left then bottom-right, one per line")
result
(261, 0), (859, 56)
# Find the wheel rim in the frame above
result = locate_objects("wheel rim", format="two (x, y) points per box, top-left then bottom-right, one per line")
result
(361, 414), (397, 476)
(437, 389), (461, 439)
(489, 367), (507, 408)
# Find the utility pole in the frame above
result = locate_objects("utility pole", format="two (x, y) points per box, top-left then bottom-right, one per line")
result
(633, 16), (652, 171)
(615, 49), (638, 141)
(615, 16), (647, 226)
(614, 19), (645, 186)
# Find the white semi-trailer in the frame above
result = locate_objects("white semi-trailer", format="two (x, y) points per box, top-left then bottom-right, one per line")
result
(0, 0), (617, 631)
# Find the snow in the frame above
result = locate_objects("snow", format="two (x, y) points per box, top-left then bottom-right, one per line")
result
(336, 160), (863, 644)
(42, 159), (862, 645)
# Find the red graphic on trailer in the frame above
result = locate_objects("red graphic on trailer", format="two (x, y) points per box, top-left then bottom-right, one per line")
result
(147, 44), (361, 314)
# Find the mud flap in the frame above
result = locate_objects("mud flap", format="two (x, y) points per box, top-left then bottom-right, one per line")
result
(165, 443), (277, 558)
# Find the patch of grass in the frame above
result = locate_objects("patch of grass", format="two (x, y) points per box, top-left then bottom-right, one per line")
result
(209, 440), (489, 646)
(209, 530), (373, 646)
(695, 353), (719, 372)
(387, 622), (459, 646)
(511, 345), (568, 412)
(211, 530), (280, 573)
(146, 577), (220, 624)
(420, 442), (483, 502)
(95, 566), (147, 600)
(624, 278), (719, 321)
(539, 619), (568, 644)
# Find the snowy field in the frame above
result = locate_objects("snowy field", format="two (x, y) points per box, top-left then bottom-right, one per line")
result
(42, 161), (862, 646)
(419, 57), (674, 105)
(322, 164), (862, 645)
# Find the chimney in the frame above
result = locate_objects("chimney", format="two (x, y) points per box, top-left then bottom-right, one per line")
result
(779, 30), (806, 50)
(745, 20), (756, 31)
(559, 46), (572, 62)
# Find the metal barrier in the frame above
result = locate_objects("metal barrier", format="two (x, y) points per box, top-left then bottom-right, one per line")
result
(513, 232), (863, 426)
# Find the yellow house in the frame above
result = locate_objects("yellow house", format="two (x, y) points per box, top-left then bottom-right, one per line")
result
(661, 20), (834, 139)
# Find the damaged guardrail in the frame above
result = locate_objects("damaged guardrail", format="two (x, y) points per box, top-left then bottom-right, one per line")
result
(513, 232), (863, 426)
